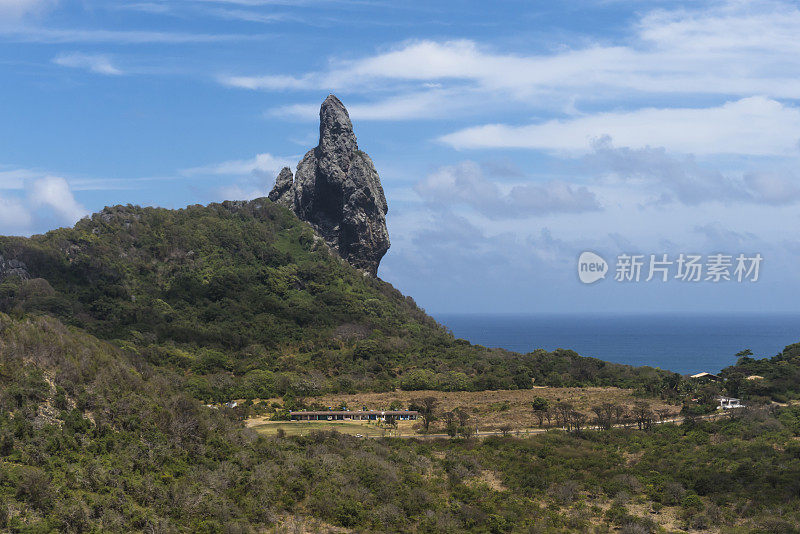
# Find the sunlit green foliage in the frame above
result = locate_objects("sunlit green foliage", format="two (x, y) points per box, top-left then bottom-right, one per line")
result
(0, 200), (670, 401)
(2, 314), (799, 532)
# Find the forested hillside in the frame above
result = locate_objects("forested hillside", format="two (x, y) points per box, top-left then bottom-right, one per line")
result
(3, 314), (800, 532)
(0, 200), (669, 402)
(720, 343), (800, 402)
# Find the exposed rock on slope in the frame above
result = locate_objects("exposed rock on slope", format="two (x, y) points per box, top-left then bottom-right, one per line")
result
(269, 95), (390, 277)
(0, 254), (29, 281)
(268, 167), (294, 203)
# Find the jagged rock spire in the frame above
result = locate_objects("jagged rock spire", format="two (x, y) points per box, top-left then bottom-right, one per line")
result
(269, 94), (390, 277)
(268, 167), (293, 203)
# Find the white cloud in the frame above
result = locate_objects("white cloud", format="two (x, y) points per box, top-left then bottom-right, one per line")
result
(221, 74), (312, 90)
(743, 171), (800, 205)
(584, 137), (800, 206)
(439, 97), (800, 156)
(53, 52), (123, 75)
(0, 0), (54, 19)
(27, 176), (88, 223)
(0, 167), (39, 190)
(414, 161), (601, 218)
(0, 195), (33, 230)
(224, 1), (800, 122)
(183, 152), (295, 177)
(183, 153), (298, 202)
(116, 2), (172, 14)
(1, 26), (261, 44)
(272, 90), (465, 121)
(636, 2), (800, 54)
(0, 170), (88, 235)
(206, 8), (285, 23)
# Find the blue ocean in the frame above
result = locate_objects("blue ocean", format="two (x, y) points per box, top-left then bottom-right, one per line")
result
(435, 314), (800, 375)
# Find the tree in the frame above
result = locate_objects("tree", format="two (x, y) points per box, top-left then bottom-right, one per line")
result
(554, 402), (574, 430)
(736, 349), (754, 365)
(454, 407), (470, 428)
(442, 411), (458, 437)
(499, 424), (513, 436)
(458, 424), (475, 439)
(450, 407), (473, 438)
(533, 409), (546, 427)
(384, 415), (398, 435)
(725, 370), (746, 399)
(532, 397), (549, 411)
(632, 401), (654, 430)
(569, 410), (587, 432)
(410, 397), (438, 432)
(613, 404), (627, 427)
(592, 403), (618, 430)
(532, 397), (550, 427)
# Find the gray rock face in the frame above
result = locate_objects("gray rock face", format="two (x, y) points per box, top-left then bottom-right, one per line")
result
(268, 167), (294, 204)
(269, 94), (390, 276)
(0, 254), (30, 281)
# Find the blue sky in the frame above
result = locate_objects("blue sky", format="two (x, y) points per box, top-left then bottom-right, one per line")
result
(2, 0), (800, 314)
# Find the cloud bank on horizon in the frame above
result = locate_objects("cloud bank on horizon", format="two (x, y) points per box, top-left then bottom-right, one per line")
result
(1, 0), (799, 313)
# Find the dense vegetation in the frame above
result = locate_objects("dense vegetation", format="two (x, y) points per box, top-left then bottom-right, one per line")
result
(719, 345), (800, 402)
(2, 315), (800, 532)
(0, 200), (670, 402)
(2, 199), (800, 532)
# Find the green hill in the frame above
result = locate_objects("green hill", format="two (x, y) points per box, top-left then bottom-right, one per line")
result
(3, 314), (800, 533)
(0, 313), (480, 532)
(0, 199), (669, 402)
(3, 201), (800, 533)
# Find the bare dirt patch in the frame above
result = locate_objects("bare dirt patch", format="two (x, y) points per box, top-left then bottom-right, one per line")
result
(471, 470), (507, 492)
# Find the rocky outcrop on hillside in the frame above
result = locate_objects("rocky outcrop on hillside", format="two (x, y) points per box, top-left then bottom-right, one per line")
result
(269, 95), (390, 277)
(0, 254), (30, 281)
(268, 167), (294, 204)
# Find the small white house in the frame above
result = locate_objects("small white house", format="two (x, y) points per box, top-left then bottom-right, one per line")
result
(717, 397), (744, 409)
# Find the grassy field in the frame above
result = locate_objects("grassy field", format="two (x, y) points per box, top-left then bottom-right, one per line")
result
(249, 387), (681, 435)
(247, 419), (418, 437)
(305, 387), (680, 432)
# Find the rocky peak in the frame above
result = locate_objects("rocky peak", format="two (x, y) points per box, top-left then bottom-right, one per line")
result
(269, 94), (390, 277)
(318, 94), (357, 167)
(268, 167), (294, 203)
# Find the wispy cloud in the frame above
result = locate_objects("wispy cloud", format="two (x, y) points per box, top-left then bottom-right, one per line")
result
(271, 89), (466, 121)
(222, 73), (311, 90)
(183, 153), (296, 177)
(440, 97), (800, 156)
(206, 7), (286, 23)
(414, 161), (601, 219)
(115, 2), (172, 14)
(183, 153), (298, 201)
(53, 52), (123, 75)
(585, 137), (800, 206)
(0, 0), (55, 20)
(223, 1), (800, 122)
(187, 0), (377, 6)
(0, 195), (33, 232)
(1, 26), (264, 44)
